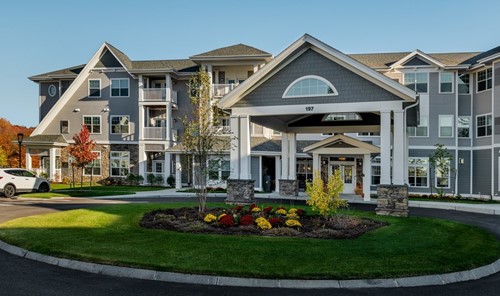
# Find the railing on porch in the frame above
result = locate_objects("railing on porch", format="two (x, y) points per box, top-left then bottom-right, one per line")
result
(141, 88), (178, 104)
(212, 84), (238, 98)
(143, 127), (166, 140)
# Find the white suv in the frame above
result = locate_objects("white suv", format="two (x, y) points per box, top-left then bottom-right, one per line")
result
(0, 169), (50, 198)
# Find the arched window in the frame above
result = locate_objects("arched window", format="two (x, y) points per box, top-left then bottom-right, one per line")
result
(283, 75), (338, 98)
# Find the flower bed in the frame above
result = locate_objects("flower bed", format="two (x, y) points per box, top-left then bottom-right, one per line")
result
(140, 205), (387, 239)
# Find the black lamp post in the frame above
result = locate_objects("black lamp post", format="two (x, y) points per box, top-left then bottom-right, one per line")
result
(17, 133), (24, 168)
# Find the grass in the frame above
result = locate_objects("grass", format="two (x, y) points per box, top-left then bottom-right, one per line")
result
(19, 183), (167, 199)
(0, 202), (498, 279)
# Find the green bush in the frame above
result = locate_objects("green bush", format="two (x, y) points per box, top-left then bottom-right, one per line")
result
(167, 175), (175, 187)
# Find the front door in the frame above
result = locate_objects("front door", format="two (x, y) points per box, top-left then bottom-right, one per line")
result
(329, 162), (356, 194)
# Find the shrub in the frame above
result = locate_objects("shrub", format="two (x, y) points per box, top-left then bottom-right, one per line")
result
(268, 217), (284, 227)
(251, 207), (261, 213)
(219, 215), (235, 227)
(155, 175), (164, 186)
(166, 175), (175, 187)
(204, 214), (217, 223)
(147, 174), (156, 186)
(306, 170), (348, 217)
(255, 217), (272, 230)
(296, 209), (306, 217)
(286, 219), (302, 228)
(239, 215), (254, 226)
(263, 206), (273, 215)
(249, 204), (257, 210)
(275, 208), (287, 215)
(234, 205), (244, 212)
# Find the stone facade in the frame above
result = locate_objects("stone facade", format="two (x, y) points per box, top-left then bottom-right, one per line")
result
(225, 179), (255, 204)
(375, 185), (409, 217)
(279, 179), (298, 197)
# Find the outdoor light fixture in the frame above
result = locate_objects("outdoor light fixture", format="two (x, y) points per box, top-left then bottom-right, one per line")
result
(73, 108), (80, 112)
(17, 133), (24, 168)
(102, 107), (110, 112)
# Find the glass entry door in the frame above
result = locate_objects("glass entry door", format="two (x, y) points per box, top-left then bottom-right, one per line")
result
(329, 163), (356, 193)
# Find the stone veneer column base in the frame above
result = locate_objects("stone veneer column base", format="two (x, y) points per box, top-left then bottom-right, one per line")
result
(225, 179), (255, 205)
(279, 179), (298, 197)
(375, 184), (409, 217)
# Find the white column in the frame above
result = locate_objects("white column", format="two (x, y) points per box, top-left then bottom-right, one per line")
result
(312, 153), (320, 183)
(380, 110), (392, 184)
(138, 106), (144, 140)
(363, 154), (371, 201)
(281, 132), (289, 180)
(165, 74), (172, 146)
(288, 132), (296, 179)
(138, 144), (146, 182)
(392, 110), (405, 185)
(253, 64), (259, 74)
(229, 115), (240, 179)
(164, 152), (171, 183)
(275, 156), (281, 193)
(138, 75), (144, 102)
(239, 115), (251, 180)
(25, 148), (32, 171)
(175, 154), (182, 189)
(49, 148), (56, 181)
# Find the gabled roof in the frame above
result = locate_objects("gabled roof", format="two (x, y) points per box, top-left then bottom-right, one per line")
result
(190, 43), (272, 58)
(104, 42), (133, 69)
(462, 45), (500, 66)
(389, 50), (446, 69)
(303, 134), (379, 153)
(131, 59), (197, 72)
(22, 134), (68, 146)
(218, 34), (417, 109)
(28, 65), (85, 81)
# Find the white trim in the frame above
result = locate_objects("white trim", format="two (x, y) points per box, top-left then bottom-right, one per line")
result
(434, 159), (451, 189)
(476, 67), (492, 94)
(390, 50), (446, 69)
(110, 78), (130, 98)
(110, 150), (130, 177)
(48, 84), (57, 97)
(457, 116), (471, 138)
(282, 75), (338, 98)
(438, 115), (454, 138)
(88, 78), (102, 98)
(408, 157), (430, 188)
(109, 115), (130, 134)
(403, 72), (429, 93)
(438, 72), (454, 94)
(83, 151), (101, 176)
(60, 120), (70, 134)
(475, 113), (492, 138)
(457, 73), (470, 94)
(82, 115), (102, 135)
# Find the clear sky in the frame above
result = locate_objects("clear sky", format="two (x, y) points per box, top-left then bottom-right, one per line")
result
(1, 0), (498, 127)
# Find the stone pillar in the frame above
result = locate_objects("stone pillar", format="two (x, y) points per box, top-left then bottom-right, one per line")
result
(375, 185), (409, 217)
(175, 154), (182, 189)
(380, 110), (392, 184)
(392, 109), (405, 185)
(225, 179), (255, 204)
(279, 179), (298, 197)
(363, 154), (371, 201)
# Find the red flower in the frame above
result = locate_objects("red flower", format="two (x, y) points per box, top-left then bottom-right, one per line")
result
(296, 209), (306, 217)
(234, 205), (244, 212)
(269, 217), (284, 227)
(219, 215), (235, 227)
(263, 206), (273, 214)
(239, 215), (254, 226)
(249, 204), (257, 210)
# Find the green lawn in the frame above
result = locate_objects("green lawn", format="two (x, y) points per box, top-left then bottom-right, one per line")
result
(19, 184), (167, 199)
(0, 202), (498, 279)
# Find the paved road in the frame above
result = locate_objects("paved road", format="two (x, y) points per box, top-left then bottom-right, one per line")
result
(0, 197), (499, 296)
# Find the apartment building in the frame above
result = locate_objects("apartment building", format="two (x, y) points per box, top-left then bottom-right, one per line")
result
(24, 34), (500, 199)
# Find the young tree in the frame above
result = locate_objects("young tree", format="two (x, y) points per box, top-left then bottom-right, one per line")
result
(68, 125), (99, 189)
(181, 70), (227, 213)
(429, 143), (455, 198)
(306, 170), (347, 218)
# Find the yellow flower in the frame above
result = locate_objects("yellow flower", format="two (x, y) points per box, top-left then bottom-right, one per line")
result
(256, 217), (272, 230)
(286, 219), (302, 227)
(288, 208), (297, 214)
(286, 213), (299, 220)
(275, 209), (287, 215)
(204, 214), (217, 223)
(251, 207), (261, 213)
(218, 213), (227, 220)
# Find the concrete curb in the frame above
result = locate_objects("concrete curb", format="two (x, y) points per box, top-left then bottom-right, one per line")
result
(0, 239), (498, 289)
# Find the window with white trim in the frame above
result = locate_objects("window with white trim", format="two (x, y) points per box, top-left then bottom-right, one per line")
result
(84, 151), (101, 176)
(208, 159), (230, 181)
(457, 116), (470, 138)
(111, 78), (129, 97)
(439, 73), (453, 93)
(476, 114), (492, 137)
(439, 115), (454, 138)
(371, 156), (381, 185)
(88, 79), (101, 98)
(435, 159), (450, 189)
(83, 116), (101, 134)
(408, 157), (429, 187)
(283, 75), (337, 98)
(457, 73), (470, 94)
(60, 120), (69, 134)
(407, 116), (428, 137)
(110, 151), (130, 177)
(110, 116), (130, 134)
(404, 72), (428, 93)
(477, 68), (492, 92)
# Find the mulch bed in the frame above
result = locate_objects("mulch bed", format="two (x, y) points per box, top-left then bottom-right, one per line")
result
(140, 207), (387, 239)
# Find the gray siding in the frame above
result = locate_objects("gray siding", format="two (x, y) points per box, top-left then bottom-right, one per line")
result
(457, 150), (471, 195)
(495, 64), (500, 144)
(251, 156), (260, 188)
(409, 148), (456, 194)
(95, 50), (123, 68)
(234, 49), (402, 108)
(473, 71), (492, 147)
(172, 80), (192, 136)
(495, 148), (500, 196)
(472, 149), (492, 195)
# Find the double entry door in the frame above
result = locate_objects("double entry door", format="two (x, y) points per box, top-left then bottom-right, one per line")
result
(328, 161), (356, 194)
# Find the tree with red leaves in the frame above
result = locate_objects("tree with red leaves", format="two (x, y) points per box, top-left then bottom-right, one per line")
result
(68, 125), (99, 189)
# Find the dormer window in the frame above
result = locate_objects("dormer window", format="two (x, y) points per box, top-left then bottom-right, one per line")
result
(322, 113), (362, 122)
(283, 75), (338, 98)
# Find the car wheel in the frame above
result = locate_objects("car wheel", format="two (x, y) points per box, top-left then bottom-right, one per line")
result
(4, 184), (16, 198)
(38, 183), (50, 193)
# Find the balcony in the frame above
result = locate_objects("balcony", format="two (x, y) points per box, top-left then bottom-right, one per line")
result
(143, 127), (166, 140)
(212, 84), (238, 98)
(141, 88), (178, 107)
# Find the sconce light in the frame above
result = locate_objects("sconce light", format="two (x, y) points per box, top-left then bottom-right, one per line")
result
(73, 108), (80, 113)
(173, 118), (177, 123)
(459, 158), (465, 165)
(102, 107), (110, 112)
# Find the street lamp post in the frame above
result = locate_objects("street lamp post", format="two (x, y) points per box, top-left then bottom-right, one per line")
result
(17, 133), (24, 168)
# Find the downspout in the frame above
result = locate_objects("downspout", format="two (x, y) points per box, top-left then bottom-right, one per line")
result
(403, 95), (420, 187)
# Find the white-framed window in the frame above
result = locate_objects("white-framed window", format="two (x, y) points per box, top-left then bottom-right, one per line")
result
(407, 116), (428, 137)
(408, 157), (429, 188)
(371, 156), (381, 185)
(439, 72), (454, 93)
(111, 78), (129, 97)
(84, 151), (101, 176)
(476, 68), (492, 93)
(272, 130), (282, 136)
(83, 115), (101, 134)
(476, 114), (492, 137)
(439, 115), (454, 138)
(358, 132), (380, 137)
(88, 79), (101, 98)
(283, 75), (338, 98)
(457, 73), (470, 94)
(434, 159), (450, 189)
(457, 116), (470, 138)
(110, 115), (130, 134)
(404, 72), (428, 93)
(60, 120), (69, 134)
(152, 160), (164, 174)
(48, 84), (57, 97)
(323, 113), (362, 121)
(208, 159), (230, 181)
(110, 151), (130, 177)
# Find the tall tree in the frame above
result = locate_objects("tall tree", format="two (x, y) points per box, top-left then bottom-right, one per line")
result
(181, 70), (227, 213)
(0, 146), (8, 167)
(68, 125), (99, 189)
(429, 143), (455, 198)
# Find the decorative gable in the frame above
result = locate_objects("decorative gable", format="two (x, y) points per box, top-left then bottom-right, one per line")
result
(402, 56), (431, 66)
(95, 50), (123, 68)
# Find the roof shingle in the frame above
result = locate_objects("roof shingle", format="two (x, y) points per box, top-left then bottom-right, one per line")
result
(191, 44), (271, 58)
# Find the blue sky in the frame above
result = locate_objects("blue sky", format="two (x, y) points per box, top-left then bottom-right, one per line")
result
(1, 0), (498, 127)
